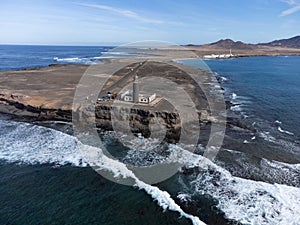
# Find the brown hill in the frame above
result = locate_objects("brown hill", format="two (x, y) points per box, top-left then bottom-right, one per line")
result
(260, 35), (300, 48)
(207, 39), (254, 50)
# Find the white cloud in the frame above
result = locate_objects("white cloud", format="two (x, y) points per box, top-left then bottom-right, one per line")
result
(280, 0), (300, 16)
(281, 0), (297, 4)
(76, 3), (164, 24)
(281, 4), (300, 16)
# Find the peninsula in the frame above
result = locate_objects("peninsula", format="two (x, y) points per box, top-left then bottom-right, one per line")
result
(0, 61), (219, 142)
(1, 35), (300, 141)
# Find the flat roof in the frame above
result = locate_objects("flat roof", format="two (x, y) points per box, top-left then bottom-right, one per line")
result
(122, 91), (155, 97)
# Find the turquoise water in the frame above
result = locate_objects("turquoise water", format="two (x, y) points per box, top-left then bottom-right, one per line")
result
(0, 46), (300, 225)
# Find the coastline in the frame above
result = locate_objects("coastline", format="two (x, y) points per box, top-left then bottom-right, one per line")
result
(0, 59), (255, 143)
(136, 49), (300, 60)
(1, 50), (300, 225)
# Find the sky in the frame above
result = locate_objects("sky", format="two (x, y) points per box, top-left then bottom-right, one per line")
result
(0, 0), (300, 45)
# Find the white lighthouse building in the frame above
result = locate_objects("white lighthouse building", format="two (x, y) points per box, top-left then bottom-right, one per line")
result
(133, 75), (139, 103)
(120, 75), (156, 104)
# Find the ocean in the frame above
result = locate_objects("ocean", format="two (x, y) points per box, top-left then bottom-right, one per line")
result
(0, 45), (299, 225)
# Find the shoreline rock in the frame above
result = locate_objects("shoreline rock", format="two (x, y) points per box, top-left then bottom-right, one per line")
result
(0, 62), (253, 143)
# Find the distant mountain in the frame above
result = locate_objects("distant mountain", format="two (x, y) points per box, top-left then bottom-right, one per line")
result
(207, 39), (254, 50)
(184, 36), (300, 50)
(260, 36), (300, 48)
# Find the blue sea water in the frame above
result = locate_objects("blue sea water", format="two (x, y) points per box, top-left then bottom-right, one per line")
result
(0, 46), (300, 225)
(206, 56), (300, 137)
(0, 45), (113, 71)
(181, 56), (300, 140)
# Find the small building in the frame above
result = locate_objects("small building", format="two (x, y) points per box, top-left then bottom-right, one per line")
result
(119, 75), (156, 104)
(138, 92), (156, 104)
(204, 49), (234, 59)
(121, 91), (156, 104)
(124, 93), (133, 102)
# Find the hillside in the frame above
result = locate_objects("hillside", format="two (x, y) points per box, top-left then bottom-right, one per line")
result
(176, 36), (300, 58)
(207, 39), (254, 50)
(259, 35), (300, 48)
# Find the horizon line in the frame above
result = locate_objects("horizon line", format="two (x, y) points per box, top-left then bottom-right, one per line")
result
(0, 34), (299, 47)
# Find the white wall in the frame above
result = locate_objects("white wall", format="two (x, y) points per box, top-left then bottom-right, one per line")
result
(148, 93), (156, 103)
(124, 96), (133, 102)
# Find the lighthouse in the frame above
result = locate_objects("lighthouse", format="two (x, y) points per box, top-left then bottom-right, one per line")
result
(133, 75), (139, 103)
(121, 75), (156, 104)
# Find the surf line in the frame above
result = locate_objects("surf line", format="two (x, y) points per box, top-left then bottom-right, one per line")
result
(80, 142), (206, 225)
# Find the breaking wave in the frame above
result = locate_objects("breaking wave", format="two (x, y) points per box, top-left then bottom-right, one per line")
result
(53, 50), (142, 64)
(232, 92), (237, 99)
(53, 56), (101, 64)
(0, 120), (86, 166)
(1, 120), (300, 225)
(230, 104), (241, 112)
(174, 150), (300, 225)
(191, 170), (300, 225)
(0, 120), (204, 225)
(259, 131), (277, 143)
(278, 126), (294, 136)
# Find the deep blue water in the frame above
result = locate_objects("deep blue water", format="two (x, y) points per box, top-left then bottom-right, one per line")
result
(0, 45), (112, 71)
(207, 56), (300, 136)
(0, 46), (300, 225)
(182, 56), (300, 138)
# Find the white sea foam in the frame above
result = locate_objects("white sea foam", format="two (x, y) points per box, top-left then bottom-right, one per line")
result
(242, 136), (256, 144)
(222, 148), (242, 154)
(230, 104), (241, 111)
(53, 56), (99, 64)
(228, 92), (252, 113)
(80, 142), (205, 225)
(177, 193), (191, 202)
(214, 73), (228, 82)
(203, 176), (300, 225)
(54, 57), (81, 62)
(1, 120), (300, 225)
(101, 51), (127, 55)
(229, 92), (252, 109)
(136, 180), (205, 225)
(259, 158), (300, 187)
(259, 131), (300, 155)
(264, 159), (300, 171)
(173, 148), (300, 225)
(0, 120), (205, 225)
(275, 120), (282, 124)
(0, 121), (86, 167)
(39, 121), (73, 126)
(232, 92), (237, 99)
(278, 126), (294, 136)
(220, 76), (227, 81)
(259, 131), (277, 143)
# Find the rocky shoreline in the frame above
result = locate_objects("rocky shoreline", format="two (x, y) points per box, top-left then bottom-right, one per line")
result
(0, 61), (255, 144)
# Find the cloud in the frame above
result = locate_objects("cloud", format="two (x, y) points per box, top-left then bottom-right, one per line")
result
(280, 0), (300, 16)
(76, 3), (164, 24)
(281, 4), (300, 16)
(281, 0), (297, 4)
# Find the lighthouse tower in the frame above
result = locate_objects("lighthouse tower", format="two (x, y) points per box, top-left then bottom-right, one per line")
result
(133, 75), (139, 103)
